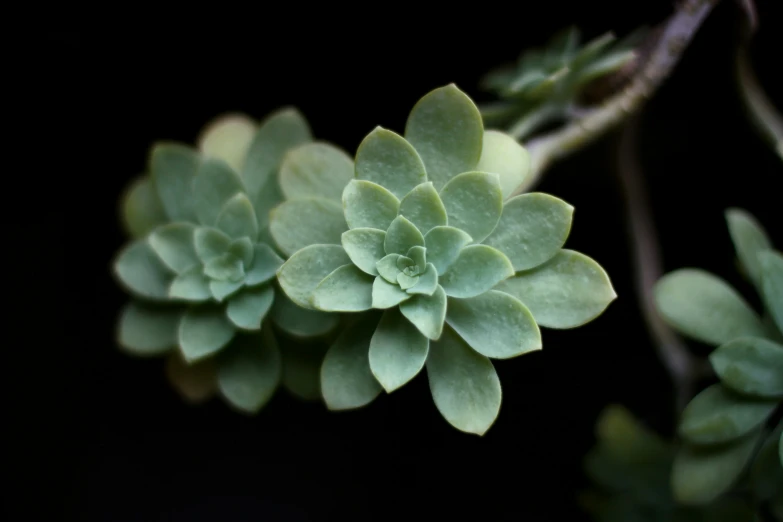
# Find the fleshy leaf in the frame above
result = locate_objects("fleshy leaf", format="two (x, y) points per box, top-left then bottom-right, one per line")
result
(150, 143), (199, 221)
(446, 290), (541, 359)
(407, 246), (427, 272)
(759, 250), (783, 334)
(484, 193), (573, 271)
(376, 254), (403, 284)
(397, 272), (419, 290)
(120, 176), (167, 238)
(228, 237), (254, 268)
(178, 306), (236, 362)
(148, 222), (199, 274)
(194, 227), (232, 263)
(750, 425), (783, 500)
(117, 302), (180, 356)
(475, 130), (531, 199)
(424, 226), (473, 275)
(709, 337), (783, 398)
(217, 328), (281, 413)
(496, 250), (616, 328)
(398, 182), (448, 235)
(113, 239), (172, 300)
(197, 113), (256, 173)
(372, 277), (412, 309)
(679, 384), (777, 444)
(727, 208), (773, 287)
(439, 171), (503, 243)
(654, 268), (767, 346)
(165, 351), (217, 404)
(276, 244), (350, 309)
(244, 244), (284, 286)
(400, 285), (447, 340)
(215, 193), (258, 240)
(279, 142), (354, 201)
(384, 215), (425, 255)
(269, 197), (347, 257)
(439, 245), (514, 299)
(342, 179), (400, 231)
(404, 84), (484, 190)
(311, 265), (374, 312)
(226, 284), (275, 330)
(270, 291), (340, 338)
(168, 265), (212, 301)
(281, 342), (328, 401)
(321, 314), (383, 410)
(203, 253), (244, 282)
(426, 325), (501, 436)
(342, 228), (386, 276)
(354, 126), (427, 199)
(408, 263), (438, 296)
(369, 308), (429, 392)
(192, 157), (246, 226)
(209, 279), (244, 302)
(396, 255), (414, 271)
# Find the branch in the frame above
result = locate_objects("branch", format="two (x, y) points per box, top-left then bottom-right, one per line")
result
(515, 0), (719, 194)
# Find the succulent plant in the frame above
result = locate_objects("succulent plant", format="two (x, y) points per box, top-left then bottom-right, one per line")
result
(113, 108), (340, 412)
(271, 84), (617, 435)
(654, 208), (783, 507)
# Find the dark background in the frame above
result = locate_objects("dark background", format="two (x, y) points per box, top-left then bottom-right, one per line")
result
(22, 1), (782, 519)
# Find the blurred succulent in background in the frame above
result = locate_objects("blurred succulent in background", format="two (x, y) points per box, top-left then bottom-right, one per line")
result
(653, 208), (783, 511)
(272, 84), (617, 435)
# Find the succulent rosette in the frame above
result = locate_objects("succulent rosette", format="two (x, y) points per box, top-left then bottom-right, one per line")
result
(272, 84), (616, 434)
(113, 108), (339, 412)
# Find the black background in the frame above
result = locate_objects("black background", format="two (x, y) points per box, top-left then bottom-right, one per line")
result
(22, 1), (782, 520)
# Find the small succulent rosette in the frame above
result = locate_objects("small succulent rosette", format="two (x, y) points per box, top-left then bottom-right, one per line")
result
(272, 84), (616, 434)
(654, 209), (783, 506)
(113, 108), (339, 412)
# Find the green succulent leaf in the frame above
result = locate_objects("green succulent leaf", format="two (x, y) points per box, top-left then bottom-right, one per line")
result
(446, 290), (541, 359)
(750, 425), (783, 500)
(376, 254), (403, 284)
(210, 279), (244, 302)
(404, 84), (484, 191)
(372, 277), (412, 309)
(165, 351), (218, 404)
(193, 227), (232, 263)
(576, 51), (637, 88)
(281, 342), (328, 401)
(571, 32), (616, 69)
(439, 244), (514, 299)
(398, 182), (448, 235)
(400, 285), (447, 340)
(215, 192), (258, 240)
(203, 253), (244, 282)
(276, 244), (350, 309)
(113, 239), (173, 300)
(228, 237), (254, 267)
(709, 337), (783, 398)
(150, 143), (199, 221)
(426, 325), (501, 436)
(484, 193), (573, 271)
(759, 250), (783, 334)
(496, 249), (616, 328)
(679, 383), (777, 445)
(397, 272), (419, 290)
(192, 157), (246, 226)
(369, 308), (430, 392)
(342, 228), (386, 276)
(342, 179), (400, 231)
(168, 265), (212, 301)
(726, 209), (773, 287)
(117, 302), (181, 356)
(354, 126), (427, 199)
(654, 269), (767, 346)
(439, 172), (503, 243)
(321, 314), (383, 410)
(270, 291), (339, 338)
(384, 215), (425, 256)
(269, 198), (347, 257)
(244, 244), (284, 286)
(217, 328), (281, 413)
(120, 176), (167, 239)
(178, 306), (236, 363)
(226, 284), (275, 330)
(475, 130), (531, 199)
(423, 226), (473, 275)
(197, 113), (256, 174)
(311, 264), (374, 312)
(408, 263), (438, 296)
(279, 142), (354, 201)
(147, 222), (199, 275)
(407, 246), (427, 272)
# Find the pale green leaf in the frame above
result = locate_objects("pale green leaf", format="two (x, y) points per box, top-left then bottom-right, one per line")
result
(369, 308), (429, 392)
(372, 277), (412, 309)
(679, 384), (777, 444)
(279, 142), (354, 201)
(750, 425), (783, 500)
(197, 113), (256, 173)
(113, 239), (173, 300)
(165, 351), (218, 404)
(439, 244), (514, 298)
(400, 285), (447, 340)
(178, 306), (236, 362)
(354, 126), (427, 198)
(209, 279), (244, 302)
(408, 263), (438, 296)
(226, 284), (275, 330)
(424, 226), (473, 275)
(193, 227), (231, 263)
(228, 237), (253, 268)
(484, 193), (573, 271)
(342, 179), (400, 231)
(397, 272), (419, 290)
(398, 182), (447, 235)
(244, 244), (284, 286)
(709, 337), (783, 398)
(376, 254), (403, 284)
(117, 302), (181, 356)
(341, 228), (386, 276)
(217, 328), (281, 413)
(270, 291), (340, 338)
(446, 290), (541, 359)
(281, 342), (328, 401)
(276, 244), (350, 309)
(384, 215), (424, 255)
(726, 208), (772, 287)
(150, 142), (199, 221)
(203, 253), (244, 282)
(250, 174), (284, 236)
(321, 314), (383, 410)
(148, 222), (199, 274)
(496, 249), (616, 328)
(311, 264), (374, 312)
(654, 269), (767, 346)
(120, 176), (167, 239)
(439, 171), (503, 243)
(759, 250), (783, 334)
(404, 84), (484, 190)
(168, 265), (212, 301)
(407, 246), (427, 272)
(475, 130), (531, 199)
(269, 197), (347, 257)
(426, 325), (501, 435)
(215, 193), (258, 240)
(192, 157), (246, 226)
